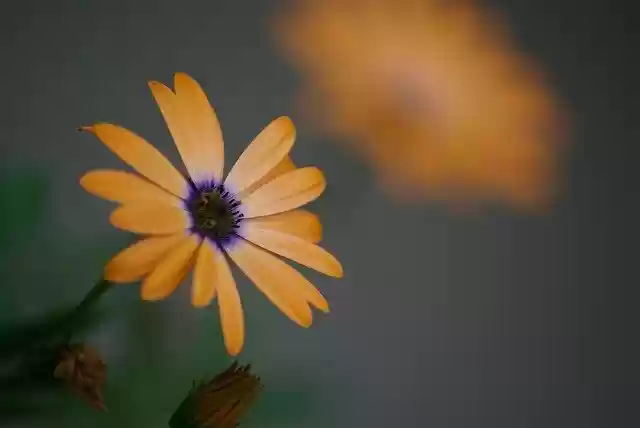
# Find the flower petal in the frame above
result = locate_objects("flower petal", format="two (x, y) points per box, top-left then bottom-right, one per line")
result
(105, 233), (189, 283)
(149, 81), (205, 181)
(225, 116), (296, 194)
(191, 239), (219, 307)
(228, 239), (327, 327)
(173, 72), (225, 181)
(239, 156), (297, 198)
(242, 209), (322, 243)
(241, 167), (326, 218)
(211, 246), (245, 356)
(240, 224), (342, 277)
(80, 169), (184, 207)
(140, 234), (200, 301)
(79, 123), (188, 198)
(110, 204), (189, 234)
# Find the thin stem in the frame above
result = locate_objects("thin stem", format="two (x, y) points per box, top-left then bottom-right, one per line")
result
(0, 279), (112, 359)
(0, 278), (112, 393)
(71, 279), (111, 320)
(60, 278), (111, 343)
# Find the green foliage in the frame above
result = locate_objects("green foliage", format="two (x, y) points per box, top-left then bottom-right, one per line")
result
(0, 170), (119, 425)
(0, 169), (47, 256)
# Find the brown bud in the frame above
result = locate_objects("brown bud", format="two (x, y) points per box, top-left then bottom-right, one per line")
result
(170, 361), (263, 428)
(53, 343), (107, 411)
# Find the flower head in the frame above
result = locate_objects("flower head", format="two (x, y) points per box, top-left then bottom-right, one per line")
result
(169, 361), (262, 428)
(273, 0), (568, 210)
(80, 73), (343, 355)
(53, 343), (107, 411)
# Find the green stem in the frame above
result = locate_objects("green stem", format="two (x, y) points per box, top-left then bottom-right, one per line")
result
(0, 279), (112, 359)
(71, 279), (111, 320)
(60, 278), (111, 343)
(0, 278), (112, 390)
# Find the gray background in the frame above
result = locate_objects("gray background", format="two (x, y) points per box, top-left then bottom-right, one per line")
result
(1, 0), (638, 427)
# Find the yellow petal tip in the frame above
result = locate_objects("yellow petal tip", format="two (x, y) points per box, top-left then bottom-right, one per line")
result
(78, 170), (99, 189)
(141, 282), (171, 301)
(324, 254), (344, 278)
(103, 271), (131, 284)
(78, 173), (90, 187)
(277, 115), (293, 124)
(225, 343), (243, 356)
(103, 260), (135, 283)
(173, 72), (192, 82)
(312, 296), (330, 313)
(192, 300), (212, 309)
(140, 292), (166, 302)
(107, 210), (121, 227)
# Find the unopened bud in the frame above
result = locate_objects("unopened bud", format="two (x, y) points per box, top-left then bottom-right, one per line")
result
(170, 361), (263, 428)
(53, 343), (106, 411)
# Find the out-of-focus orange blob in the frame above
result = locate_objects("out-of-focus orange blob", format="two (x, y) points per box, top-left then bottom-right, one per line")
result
(272, 0), (569, 211)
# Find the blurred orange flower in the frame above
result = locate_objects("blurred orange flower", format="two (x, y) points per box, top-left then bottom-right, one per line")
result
(273, 0), (569, 210)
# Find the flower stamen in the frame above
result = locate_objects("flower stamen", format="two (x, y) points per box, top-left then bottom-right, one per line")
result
(186, 182), (244, 246)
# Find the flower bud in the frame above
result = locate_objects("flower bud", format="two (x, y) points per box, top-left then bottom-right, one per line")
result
(53, 343), (106, 411)
(170, 361), (263, 428)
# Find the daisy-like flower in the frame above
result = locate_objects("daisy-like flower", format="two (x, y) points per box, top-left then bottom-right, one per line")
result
(273, 0), (568, 210)
(79, 73), (343, 355)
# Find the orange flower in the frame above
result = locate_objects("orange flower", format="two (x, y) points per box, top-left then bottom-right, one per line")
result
(80, 73), (342, 355)
(273, 0), (568, 210)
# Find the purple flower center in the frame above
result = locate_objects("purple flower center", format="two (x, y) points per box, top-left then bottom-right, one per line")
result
(185, 181), (243, 247)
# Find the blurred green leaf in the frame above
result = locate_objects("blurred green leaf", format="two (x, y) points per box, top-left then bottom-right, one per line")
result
(0, 169), (48, 257)
(0, 169), (128, 427)
(0, 398), (47, 421)
(0, 304), (107, 361)
(0, 342), (66, 423)
(0, 309), (72, 355)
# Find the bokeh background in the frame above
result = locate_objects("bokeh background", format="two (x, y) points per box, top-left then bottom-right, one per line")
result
(1, 0), (637, 427)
